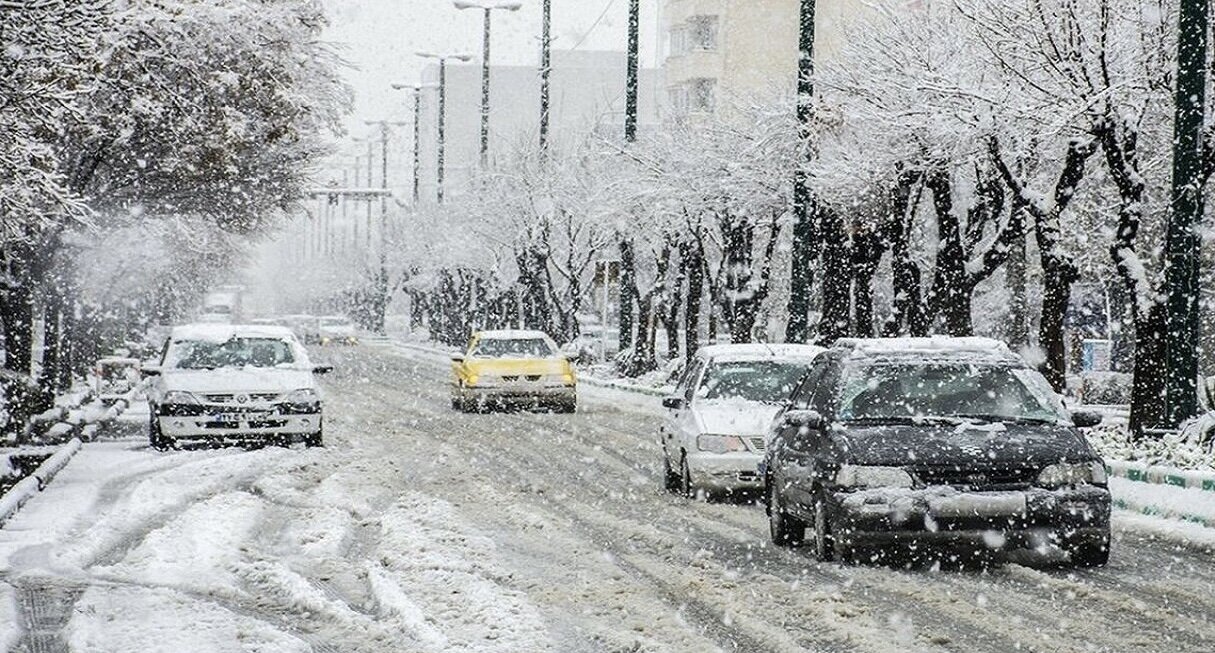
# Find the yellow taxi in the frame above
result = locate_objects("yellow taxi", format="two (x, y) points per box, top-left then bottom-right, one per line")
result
(450, 330), (577, 413)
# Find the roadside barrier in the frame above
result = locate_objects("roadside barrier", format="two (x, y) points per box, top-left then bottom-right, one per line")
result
(1105, 460), (1215, 492)
(0, 438), (82, 527)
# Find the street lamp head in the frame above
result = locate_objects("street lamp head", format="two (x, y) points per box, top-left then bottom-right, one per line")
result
(416, 51), (474, 62)
(454, 0), (522, 10)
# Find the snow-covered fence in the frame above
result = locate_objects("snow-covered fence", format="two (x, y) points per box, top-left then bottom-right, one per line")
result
(23, 381), (145, 445)
(0, 438), (83, 527)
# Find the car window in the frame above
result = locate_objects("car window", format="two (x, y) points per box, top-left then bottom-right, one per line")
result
(681, 360), (704, 402)
(470, 337), (555, 359)
(837, 362), (1066, 423)
(165, 337), (296, 369)
(791, 359), (829, 410)
(694, 360), (813, 403)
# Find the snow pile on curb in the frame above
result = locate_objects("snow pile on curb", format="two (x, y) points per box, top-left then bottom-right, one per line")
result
(1086, 421), (1215, 472)
(0, 438), (83, 527)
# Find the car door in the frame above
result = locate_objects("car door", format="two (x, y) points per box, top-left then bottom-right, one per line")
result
(663, 357), (703, 461)
(773, 358), (834, 515)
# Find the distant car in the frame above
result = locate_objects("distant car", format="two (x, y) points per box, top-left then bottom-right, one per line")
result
(144, 324), (331, 449)
(450, 330), (577, 413)
(92, 356), (142, 405)
(763, 337), (1110, 566)
(282, 314), (320, 344)
(660, 344), (824, 498)
(317, 315), (358, 345)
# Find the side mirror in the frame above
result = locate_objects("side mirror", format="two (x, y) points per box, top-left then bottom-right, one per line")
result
(1071, 410), (1102, 428)
(451, 355), (465, 363)
(142, 366), (162, 377)
(312, 365), (333, 375)
(662, 396), (685, 410)
(782, 409), (824, 431)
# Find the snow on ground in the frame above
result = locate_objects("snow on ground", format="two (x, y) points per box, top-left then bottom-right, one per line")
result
(0, 581), (18, 651)
(66, 585), (311, 653)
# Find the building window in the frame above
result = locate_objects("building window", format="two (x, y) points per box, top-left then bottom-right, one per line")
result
(670, 78), (716, 114)
(687, 15), (718, 51)
(669, 15), (717, 56)
(689, 77), (716, 112)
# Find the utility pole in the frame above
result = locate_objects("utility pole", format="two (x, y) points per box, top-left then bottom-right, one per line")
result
(1164, 0), (1210, 427)
(785, 0), (818, 343)
(539, 0), (552, 152)
(393, 82), (436, 205)
(624, 0), (640, 142)
(364, 121), (408, 333)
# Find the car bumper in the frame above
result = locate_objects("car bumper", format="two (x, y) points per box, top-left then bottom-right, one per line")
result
(686, 451), (763, 490)
(157, 414), (321, 440)
(320, 335), (358, 345)
(831, 486), (1111, 552)
(455, 384), (576, 404)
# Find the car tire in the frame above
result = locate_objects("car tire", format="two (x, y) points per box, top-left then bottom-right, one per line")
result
(813, 498), (836, 562)
(304, 429), (324, 448)
(680, 456), (696, 499)
(662, 454), (681, 492)
(767, 482), (805, 546)
(148, 417), (171, 451)
(1066, 531), (1111, 567)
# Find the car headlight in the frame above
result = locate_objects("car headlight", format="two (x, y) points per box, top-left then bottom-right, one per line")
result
(162, 391), (201, 405)
(283, 388), (320, 404)
(835, 465), (914, 489)
(1037, 461), (1106, 488)
(466, 374), (479, 387)
(697, 434), (746, 454)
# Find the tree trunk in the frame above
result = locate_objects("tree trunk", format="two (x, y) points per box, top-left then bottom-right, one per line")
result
(682, 239), (704, 362)
(851, 227), (884, 338)
(1039, 260), (1078, 392)
(618, 239), (637, 352)
(1005, 222), (1030, 349)
(1, 271), (35, 376)
(1129, 302), (1169, 434)
(818, 204), (851, 343)
(884, 171), (926, 337)
(925, 169), (972, 336)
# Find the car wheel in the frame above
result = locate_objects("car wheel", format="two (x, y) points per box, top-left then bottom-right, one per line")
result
(304, 430), (324, 448)
(813, 498), (836, 562)
(767, 482), (805, 546)
(680, 456), (696, 499)
(1066, 531), (1111, 567)
(662, 454), (681, 492)
(148, 418), (170, 451)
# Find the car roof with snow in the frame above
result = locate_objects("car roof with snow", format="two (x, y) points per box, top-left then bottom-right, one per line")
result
(697, 343), (825, 363)
(169, 323), (297, 342)
(832, 337), (1022, 364)
(476, 329), (552, 340)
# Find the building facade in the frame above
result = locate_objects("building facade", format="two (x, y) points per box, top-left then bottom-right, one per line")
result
(663, 0), (869, 117)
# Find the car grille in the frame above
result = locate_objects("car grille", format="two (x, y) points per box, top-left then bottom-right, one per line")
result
(912, 465), (1040, 490)
(203, 392), (280, 404)
(747, 437), (766, 453)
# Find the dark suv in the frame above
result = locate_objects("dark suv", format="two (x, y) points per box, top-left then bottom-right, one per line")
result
(763, 338), (1110, 566)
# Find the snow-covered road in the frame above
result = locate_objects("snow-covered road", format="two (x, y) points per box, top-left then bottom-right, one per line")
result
(2, 342), (1213, 652)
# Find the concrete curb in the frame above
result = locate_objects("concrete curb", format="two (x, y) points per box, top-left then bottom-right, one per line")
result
(1113, 497), (1215, 529)
(1106, 460), (1215, 492)
(0, 438), (82, 527)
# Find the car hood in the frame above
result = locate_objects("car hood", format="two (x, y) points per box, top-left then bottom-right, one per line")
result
(693, 400), (782, 436)
(159, 367), (316, 394)
(835, 422), (1095, 467)
(465, 358), (568, 376)
(320, 325), (356, 335)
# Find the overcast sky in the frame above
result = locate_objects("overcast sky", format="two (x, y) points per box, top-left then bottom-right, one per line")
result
(323, 0), (663, 137)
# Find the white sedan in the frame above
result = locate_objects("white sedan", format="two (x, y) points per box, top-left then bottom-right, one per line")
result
(144, 324), (331, 449)
(660, 344), (824, 497)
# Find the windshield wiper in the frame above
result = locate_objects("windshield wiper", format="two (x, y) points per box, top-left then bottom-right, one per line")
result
(952, 413), (1056, 425)
(845, 415), (964, 426)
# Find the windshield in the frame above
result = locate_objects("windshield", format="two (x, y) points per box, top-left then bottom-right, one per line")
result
(471, 337), (554, 359)
(838, 362), (1066, 423)
(166, 337), (296, 370)
(696, 360), (812, 403)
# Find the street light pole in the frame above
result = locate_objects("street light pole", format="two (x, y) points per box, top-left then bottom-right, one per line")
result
(455, 1), (522, 166)
(417, 52), (472, 203)
(363, 121), (409, 333)
(539, 0), (552, 152)
(785, 0), (818, 344)
(392, 82), (437, 206)
(624, 0), (640, 143)
(1164, 0), (1210, 426)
